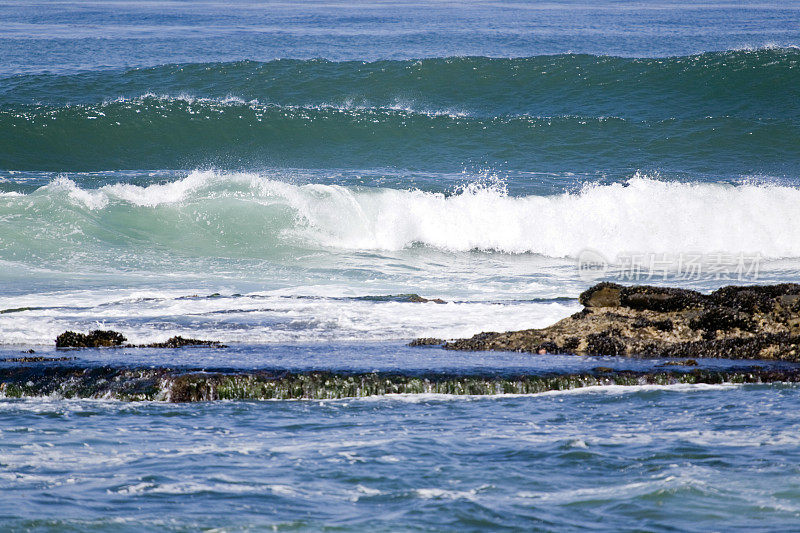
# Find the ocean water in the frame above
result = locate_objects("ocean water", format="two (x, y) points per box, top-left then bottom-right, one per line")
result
(2, 0), (800, 529)
(4, 385), (800, 531)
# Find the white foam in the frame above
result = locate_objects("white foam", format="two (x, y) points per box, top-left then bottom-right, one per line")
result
(283, 174), (800, 259)
(31, 170), (800, 259)
(0, 288), (577, 345)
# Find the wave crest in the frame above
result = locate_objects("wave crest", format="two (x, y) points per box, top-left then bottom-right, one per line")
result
(5, 171), (800, 259)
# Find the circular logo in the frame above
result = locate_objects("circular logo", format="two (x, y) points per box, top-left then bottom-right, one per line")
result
(576, 249), (609, 282)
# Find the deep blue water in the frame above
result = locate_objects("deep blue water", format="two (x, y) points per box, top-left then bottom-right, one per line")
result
(2, 1), (800, 530)
(4, 384), (800, 531)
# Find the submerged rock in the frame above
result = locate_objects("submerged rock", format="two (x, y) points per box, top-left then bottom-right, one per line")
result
(1, 356), (75, 363)
(431, 282), (800, 361)
(405, 295), (447, 304)
(56, 330), (127, 348)
(357, 294), (447, 304)
(657, 359), (699, 367)
(0, 364), (797, 402)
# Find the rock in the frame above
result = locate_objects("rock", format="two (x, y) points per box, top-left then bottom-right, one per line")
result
(579, 282), (622, 308)
(2, 356), (75, 363)
(356, 294), (447, 304)
(55, 331), (225, 349)
(658, 359), (699, 367)
(419, 283), (800, 361)
(408, 337), (444, 347)
(134, 336), (226, 348)
(405, 294), (446, 304)
(2, 364), (797, 401)
(619, 285), (704, 312)
(55, 330), (127, 348)
(585, 331), (626, 356)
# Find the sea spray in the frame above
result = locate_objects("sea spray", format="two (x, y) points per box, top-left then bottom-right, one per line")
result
(3, 173), (800, 260)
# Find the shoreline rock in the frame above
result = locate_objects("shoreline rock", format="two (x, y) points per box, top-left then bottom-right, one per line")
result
(428, 282), (800, 361)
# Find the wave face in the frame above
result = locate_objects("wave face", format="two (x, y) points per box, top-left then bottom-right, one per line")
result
(2, 50), (799, 173)
(2, 172), (800, 262)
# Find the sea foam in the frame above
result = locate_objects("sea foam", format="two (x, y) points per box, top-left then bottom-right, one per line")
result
(18, 170), (800, 260)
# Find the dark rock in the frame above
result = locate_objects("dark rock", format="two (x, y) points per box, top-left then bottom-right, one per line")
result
(535, 341), (560, 354)
(2, 356), (75, 363)
(585, 332), (626, 356)
(579, 283), (705, 312)
(56, 330), (127, 348)
(405, 294), (446, 304)
(408, 337), (444, 347)
(689, 307), (754, 333)
(619, 285), (704, 312)
(562, 336), (580, 352)
(710, 284), (800, 313)
(137, 336), (225, 349)
(55, 330), (225, 349)
(424, 283), (800, 361)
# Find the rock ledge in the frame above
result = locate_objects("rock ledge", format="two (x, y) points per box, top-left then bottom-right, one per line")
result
(429, 283), (800, 361)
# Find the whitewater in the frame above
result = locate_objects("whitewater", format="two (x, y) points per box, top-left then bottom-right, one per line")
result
(4, 171), (800, 259)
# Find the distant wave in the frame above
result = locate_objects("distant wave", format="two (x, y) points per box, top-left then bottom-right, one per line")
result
(3, 48), (799, 113)
(2, 171), (800, 259)
(1, 95), (797, 172)
(1, 48), (797, 171)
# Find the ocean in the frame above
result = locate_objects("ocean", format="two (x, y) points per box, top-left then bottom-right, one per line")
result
(2, 0), (800, 530)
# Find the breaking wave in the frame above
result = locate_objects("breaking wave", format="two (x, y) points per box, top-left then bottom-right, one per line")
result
(2, 171), (800, 260)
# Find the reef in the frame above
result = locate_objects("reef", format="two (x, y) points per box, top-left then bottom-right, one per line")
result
(55, 330), (225, 349)
(435, 283), (800, 361)
(0, 364), (796, 402)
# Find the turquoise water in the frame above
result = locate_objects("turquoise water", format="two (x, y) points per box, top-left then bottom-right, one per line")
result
(3, 0), (800, 529)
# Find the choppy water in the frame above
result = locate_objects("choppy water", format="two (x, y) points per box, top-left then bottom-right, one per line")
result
(4, 385), (800, 531)
(3, 0), (800, 529)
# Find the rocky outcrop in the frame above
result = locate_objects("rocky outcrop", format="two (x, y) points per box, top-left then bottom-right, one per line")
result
(55, 330), (127, 348)
(55, 330), (225, 349)
(436, 283), (800, 361)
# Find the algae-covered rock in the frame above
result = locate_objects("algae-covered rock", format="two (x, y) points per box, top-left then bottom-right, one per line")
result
(1, 364), (798, 401)
(54, 331), (225, 349)
(428, 283), (800, 361)
(137, 336), (226, 348)
(55, 330), (127, 348)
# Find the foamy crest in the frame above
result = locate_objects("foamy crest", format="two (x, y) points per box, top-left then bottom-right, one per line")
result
(19, 170), (800, 259)
(260, 172), (800, 259)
